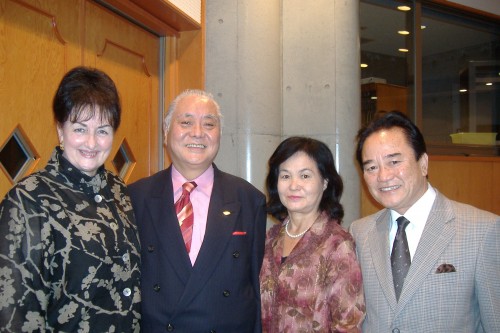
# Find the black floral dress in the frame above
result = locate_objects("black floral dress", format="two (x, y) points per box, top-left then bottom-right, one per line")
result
(0, 147), (141, 333)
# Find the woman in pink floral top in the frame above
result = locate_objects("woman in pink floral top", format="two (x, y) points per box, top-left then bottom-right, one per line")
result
(260, 137), (365, 332)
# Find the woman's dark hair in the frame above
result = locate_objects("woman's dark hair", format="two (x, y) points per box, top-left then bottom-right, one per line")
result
(355, 111), (427, 169)
(266, 136), (344, 223)
(53, 66), (121, 130)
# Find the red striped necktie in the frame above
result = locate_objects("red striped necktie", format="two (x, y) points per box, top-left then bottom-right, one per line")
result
(175, 181), (197, 252)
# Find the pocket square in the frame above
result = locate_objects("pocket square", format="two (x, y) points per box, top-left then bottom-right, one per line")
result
(232, 231), (247, 236)
(436, 263), (456, 273)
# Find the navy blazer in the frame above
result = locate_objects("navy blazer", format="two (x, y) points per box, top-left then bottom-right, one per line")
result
(129, 165), (267, 333)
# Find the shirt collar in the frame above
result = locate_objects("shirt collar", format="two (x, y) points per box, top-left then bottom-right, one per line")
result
(171, 164), (214, 197)
(390, 183), (436, 228)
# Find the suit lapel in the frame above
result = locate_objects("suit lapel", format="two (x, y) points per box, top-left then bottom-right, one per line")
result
(177, 168), (240, 307)
(396, 192), (455, 312)
(370, 210), (399, 311)
(146, 168), (192, 282)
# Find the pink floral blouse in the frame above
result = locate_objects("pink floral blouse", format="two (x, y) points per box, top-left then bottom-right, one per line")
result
(260, 214), (365, 332)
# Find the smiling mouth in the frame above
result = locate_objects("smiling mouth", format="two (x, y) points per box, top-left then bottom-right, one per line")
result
(79, 150), (98, 158)
(379, 185), (400, 192)
(186, 144), (206, 149)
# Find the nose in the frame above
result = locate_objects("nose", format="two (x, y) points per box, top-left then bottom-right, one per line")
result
(377, 165), (393, 182)
(86, 133), (97, 149)
(289, 177), (301, 190)
(191, 122), (203, 137)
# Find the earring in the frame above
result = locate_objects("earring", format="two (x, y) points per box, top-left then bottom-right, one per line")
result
(59, 141), (64, 151)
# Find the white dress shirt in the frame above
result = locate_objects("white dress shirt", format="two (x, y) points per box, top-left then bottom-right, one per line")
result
(389, 183), (437, 260)
(172, 165), (214, 265)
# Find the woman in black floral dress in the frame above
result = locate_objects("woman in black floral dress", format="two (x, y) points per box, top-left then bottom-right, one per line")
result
(0, 67), (141, 332)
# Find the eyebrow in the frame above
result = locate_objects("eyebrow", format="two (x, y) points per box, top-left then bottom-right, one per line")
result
(385, 153), (402, 159)
(177, 113), (219, 121)
(279, 167), (313, 173)
(204, 114), (219, 121)
(73, 122), (112, 129)
(361, 159), (373, 167)
(362, 153), (402, 166)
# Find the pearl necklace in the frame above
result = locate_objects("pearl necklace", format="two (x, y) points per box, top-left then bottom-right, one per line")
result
(284, 215), (320, 238)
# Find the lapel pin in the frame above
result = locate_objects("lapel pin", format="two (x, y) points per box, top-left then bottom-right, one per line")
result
(223, 211), (231, 216)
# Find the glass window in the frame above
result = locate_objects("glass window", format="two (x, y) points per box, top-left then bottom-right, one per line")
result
(360, 0), (500, 155)
(421, 6), (499, 146)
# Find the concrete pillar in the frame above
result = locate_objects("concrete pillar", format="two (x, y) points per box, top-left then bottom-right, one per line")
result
(282, 0), (360, 225)
(205, 0), (282, 194)
(206, 0), (361, 226)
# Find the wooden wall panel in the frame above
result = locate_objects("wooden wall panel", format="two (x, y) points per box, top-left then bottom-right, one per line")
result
(176, 30), (204, 92)
(428, 156), (499, 215)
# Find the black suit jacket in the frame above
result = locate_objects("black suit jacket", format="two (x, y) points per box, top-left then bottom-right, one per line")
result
(129, 165), (267, 333)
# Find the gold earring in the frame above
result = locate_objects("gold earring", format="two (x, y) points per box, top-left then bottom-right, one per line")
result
(59, 141), (64, 151)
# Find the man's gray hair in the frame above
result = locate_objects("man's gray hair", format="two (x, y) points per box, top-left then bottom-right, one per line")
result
(164, 89), (223, 133)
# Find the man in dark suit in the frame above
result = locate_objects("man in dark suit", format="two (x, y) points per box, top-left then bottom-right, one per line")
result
(349, 111), (499, 332)
(129, 90), (267, 333)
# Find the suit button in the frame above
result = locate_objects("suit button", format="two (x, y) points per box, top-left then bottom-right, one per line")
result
(232, 251), (240, 258)
(166, 323), (174, 331)
(94, 194), (103, 203)
(222, 290), (230, 297)
(148, 245), (154, 252)
(153, 284), (160, 292)
(123, 288), (131, 297)
(392, 329), (400, 333)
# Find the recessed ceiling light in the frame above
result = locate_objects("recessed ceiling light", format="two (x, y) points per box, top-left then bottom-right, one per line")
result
(360, 63), (368, 68)
(459, 89), (467, 93)
(398, 48), (409, 53)
(421, 25), (427, 29)
(486, 82), (493, 86)
(398, 30), (410, 35)
(397, 6), (411, 11)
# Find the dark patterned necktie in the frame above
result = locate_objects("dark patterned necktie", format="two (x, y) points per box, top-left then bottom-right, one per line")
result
(175, 181), (197, 253)
(391, 216), (411, 301)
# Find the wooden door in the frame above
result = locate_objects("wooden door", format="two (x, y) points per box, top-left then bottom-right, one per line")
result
(0, 0), (161, 199)
(83, 0), (160, 183)
(0, 0), (82, 196)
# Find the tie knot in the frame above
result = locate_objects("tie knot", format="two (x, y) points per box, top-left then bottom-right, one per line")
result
(183, 181), (197, 193)
(396, 216), (410, 230)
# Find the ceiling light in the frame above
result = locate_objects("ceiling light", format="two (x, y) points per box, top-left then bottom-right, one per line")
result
(397, 6), (411, 11)
(398, 30), (410, 35)
(421, 25), (427, 29)
(486, 82), (493, 86)
(360, 63), (368, 68)
(398, 48), (409, 53)
(459, 89), (467, 93)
